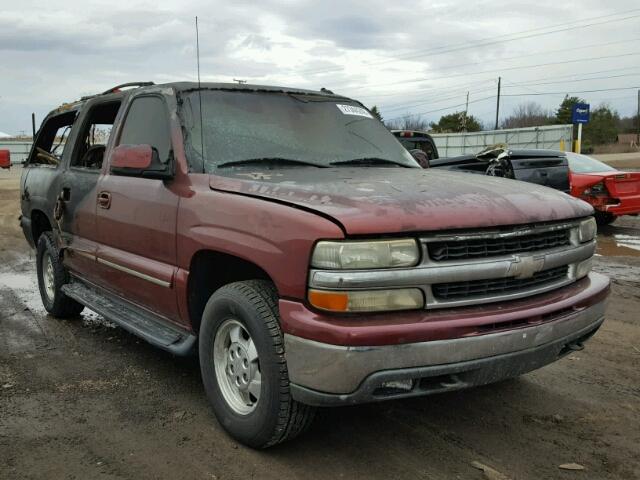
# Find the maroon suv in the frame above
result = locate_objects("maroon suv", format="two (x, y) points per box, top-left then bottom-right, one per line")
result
(20, 82), (608, 448)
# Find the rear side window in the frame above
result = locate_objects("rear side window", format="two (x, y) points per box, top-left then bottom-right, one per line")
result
(118, 96), (171, 163)
(29, 111), (76, 166)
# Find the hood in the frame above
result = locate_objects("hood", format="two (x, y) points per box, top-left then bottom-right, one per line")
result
(210, 168), (593, 235)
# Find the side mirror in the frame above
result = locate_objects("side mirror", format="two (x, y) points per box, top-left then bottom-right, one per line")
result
(0, 150), (10, 170)
(110, 144), (173, 179)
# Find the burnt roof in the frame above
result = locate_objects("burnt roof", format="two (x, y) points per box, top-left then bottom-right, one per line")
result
(159, 81), (348, 98)
(50, 81), (352, 118)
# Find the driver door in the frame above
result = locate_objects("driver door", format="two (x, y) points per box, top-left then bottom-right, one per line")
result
(92, 94), (181, 322)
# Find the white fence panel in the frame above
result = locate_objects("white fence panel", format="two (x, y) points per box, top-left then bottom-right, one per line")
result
(430, 125), (573, 157)
(0, 141), (33, 164)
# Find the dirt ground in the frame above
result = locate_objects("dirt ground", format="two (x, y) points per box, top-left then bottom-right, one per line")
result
(1, 166), (639, 480)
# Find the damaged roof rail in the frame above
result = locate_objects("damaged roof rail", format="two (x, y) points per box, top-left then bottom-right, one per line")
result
(101, 82), (155, 95)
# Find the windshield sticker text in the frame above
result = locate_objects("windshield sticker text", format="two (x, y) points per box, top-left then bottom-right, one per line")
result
(336, 104), (373, 119)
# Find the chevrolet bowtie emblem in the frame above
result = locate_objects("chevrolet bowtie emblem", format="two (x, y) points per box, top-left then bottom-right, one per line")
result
(508, 255), (546, 279)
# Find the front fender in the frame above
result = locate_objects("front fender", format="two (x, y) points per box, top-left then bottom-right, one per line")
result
(176, 181), (345, 299)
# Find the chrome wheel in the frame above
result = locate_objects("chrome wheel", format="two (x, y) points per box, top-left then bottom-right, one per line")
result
(213, 319), (261, 415)
(43, 252), (55, 302)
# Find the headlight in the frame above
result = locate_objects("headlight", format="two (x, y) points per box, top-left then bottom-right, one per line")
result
(575, 258), (592, 279)
(308, 288), (424, 312)
(311, 239), (419, 269)
(578, 217), (597, 243)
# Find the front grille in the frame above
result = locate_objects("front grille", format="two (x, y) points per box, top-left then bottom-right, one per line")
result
(428, 229), (570, 261)
(432, 265), (569, 300)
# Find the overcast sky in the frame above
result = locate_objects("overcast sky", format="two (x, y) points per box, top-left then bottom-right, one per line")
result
(1, 0), (639, 134)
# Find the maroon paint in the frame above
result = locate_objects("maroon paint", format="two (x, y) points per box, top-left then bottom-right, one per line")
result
(175, 174), (344, 301)
(278, 272), (609, 346)
(211, 168), (594, 236)
(63, 86), (606, 348)
(110, 144), (153, 170)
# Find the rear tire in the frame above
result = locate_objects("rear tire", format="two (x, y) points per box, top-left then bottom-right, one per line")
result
(36, 232), (84, 318)
(595, 212), (616, 226)
(199, 280), (315, 448)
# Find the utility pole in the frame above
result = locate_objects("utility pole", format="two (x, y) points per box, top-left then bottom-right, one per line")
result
(31, 113), (36, 139)
(637, 89), (639, 145)
(494, 76), (501, 130)
(461, 91), (469, 131)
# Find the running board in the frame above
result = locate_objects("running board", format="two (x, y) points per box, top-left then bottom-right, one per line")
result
(62, 279), (196, 356)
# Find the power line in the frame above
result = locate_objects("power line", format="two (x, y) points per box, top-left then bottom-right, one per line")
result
(301, 9), (640, 76)
(357, 80), (493, 102)
(386, 95), (496, 121)
(502, 71), (640, 88)
(355, 78), (496, 100)
(361, 36), (640, 85)
(381, 85), (497, 112)
(505, 64), (640, 84)
(367, 66), (640, 110)
(339, 51), (640, 91)
(502, 86), (640, 96)
(384, 85), (640, 122)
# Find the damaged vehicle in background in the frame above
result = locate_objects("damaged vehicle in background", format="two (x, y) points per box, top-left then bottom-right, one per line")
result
(392, 130), (570, 193)
(566, 152), (640, 225)
(20, 82), (608, 448)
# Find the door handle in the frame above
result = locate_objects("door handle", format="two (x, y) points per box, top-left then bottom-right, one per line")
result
(98, 191), (112, 209)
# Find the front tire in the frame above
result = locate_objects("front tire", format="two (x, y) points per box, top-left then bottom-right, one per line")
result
(595, 211), (616, 226)
(36, 232), (84, 318)
(199, 280), (315, 448)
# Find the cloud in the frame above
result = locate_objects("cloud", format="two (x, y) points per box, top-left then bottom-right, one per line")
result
(1, 0), (639, 134)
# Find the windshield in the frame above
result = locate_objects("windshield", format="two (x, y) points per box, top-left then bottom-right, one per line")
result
(566, 152), (616, 173)
(180, 90), (418, 172)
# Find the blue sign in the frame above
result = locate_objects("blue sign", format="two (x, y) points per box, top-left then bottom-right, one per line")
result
(571, 103), (590, 124)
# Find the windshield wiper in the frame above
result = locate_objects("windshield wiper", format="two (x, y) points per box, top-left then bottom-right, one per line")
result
(217, 157), (326, 168)
(329, 157), (409, 167)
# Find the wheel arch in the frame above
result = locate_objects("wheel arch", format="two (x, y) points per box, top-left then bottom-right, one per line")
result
(186, 249), (275, 333)
(30, 209), (53, 244)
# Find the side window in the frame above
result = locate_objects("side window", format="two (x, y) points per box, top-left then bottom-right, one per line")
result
(71, 101), (121, 170)
(29, 111), (76, 166)
(118, 96), (171, 164)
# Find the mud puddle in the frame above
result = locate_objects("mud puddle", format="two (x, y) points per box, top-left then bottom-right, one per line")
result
(597, 224), (640, 258)
(0, 258), (114, 328)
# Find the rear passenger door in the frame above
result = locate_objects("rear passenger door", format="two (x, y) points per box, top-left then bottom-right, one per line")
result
(62, 98), (122, 281)
(93, 95), (181, 322)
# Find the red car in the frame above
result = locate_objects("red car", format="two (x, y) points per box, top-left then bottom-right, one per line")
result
(567, 152), (640, 225)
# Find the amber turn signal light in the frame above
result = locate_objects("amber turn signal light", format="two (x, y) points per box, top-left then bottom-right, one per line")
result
(308, 290), (349, 312)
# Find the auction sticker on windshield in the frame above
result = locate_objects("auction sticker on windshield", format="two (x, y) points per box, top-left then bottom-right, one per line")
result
(336, 104), (373, 118)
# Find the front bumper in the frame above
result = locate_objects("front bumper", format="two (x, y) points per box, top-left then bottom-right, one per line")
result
(284, 275), (608, 406)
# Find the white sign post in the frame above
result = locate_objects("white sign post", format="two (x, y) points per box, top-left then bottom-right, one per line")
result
(571, 103), (590, 154)
(577, 123), (583, 154)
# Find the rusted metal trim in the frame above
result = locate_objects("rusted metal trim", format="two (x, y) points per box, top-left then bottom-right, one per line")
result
(72, 249), (96, 261)
(96, 257), (171, 288)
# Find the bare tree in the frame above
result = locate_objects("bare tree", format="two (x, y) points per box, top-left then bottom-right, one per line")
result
(501, 102), (554, 129)
(385, 114), (429, 131)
